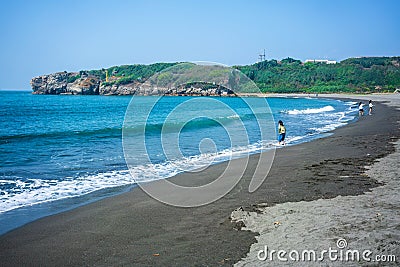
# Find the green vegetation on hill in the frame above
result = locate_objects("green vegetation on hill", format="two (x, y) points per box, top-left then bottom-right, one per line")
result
(80, 57), (400, 93)
(84, 62), (179, 86)
(234, 57), (400, 93)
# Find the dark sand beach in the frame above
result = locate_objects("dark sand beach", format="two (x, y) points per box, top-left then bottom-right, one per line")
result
(0, 95), (399, 266)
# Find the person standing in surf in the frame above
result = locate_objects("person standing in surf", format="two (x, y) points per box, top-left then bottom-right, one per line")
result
(278, 120), (286, 145)
(368, 100), (374, 115)
(358, 102), (364, 116)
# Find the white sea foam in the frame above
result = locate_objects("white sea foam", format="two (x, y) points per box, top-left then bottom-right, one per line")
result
(310, 122), (346, 133)
(0, 140), (278, 213)
(0, 171), (134, 213)
(286, 105), (335, 115)
(130, 139), (277, 181)
(227, 114), (240, 119)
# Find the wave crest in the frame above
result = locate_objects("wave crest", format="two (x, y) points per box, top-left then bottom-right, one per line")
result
(284, 105), (335, 115)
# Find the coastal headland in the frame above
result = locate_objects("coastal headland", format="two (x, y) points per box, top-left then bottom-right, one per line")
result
(0, 94), (399, 266)
(30, 57), (400, 96)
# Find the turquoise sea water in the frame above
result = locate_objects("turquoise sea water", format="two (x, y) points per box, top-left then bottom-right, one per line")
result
(0, 91), (358, 234)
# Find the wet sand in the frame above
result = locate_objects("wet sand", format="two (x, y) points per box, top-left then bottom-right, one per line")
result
(0, 94), (399, 266)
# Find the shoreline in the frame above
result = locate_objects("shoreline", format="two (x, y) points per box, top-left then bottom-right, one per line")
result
(0, 94), (399, 266)
(0, 94), (355, 234)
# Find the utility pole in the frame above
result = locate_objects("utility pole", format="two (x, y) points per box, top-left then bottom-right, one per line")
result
(258, 49), (266, 62)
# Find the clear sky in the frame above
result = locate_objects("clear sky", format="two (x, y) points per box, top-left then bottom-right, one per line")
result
(0, 0), (399, 89)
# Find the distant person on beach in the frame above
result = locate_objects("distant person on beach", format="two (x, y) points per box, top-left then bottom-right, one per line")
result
(278, 120), (286, 145)
(368, 100), (374, 115)
(358, 102), (364, 116)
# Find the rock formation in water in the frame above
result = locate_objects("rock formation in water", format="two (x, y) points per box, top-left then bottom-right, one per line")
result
(31, 72), (235, 96)
(31, 72), (100, 95)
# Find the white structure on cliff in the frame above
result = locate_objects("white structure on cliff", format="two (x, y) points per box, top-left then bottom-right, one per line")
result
(305, 59), (337, 64)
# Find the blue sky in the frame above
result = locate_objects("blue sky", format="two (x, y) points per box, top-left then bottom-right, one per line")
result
(0, 0), (399, 89)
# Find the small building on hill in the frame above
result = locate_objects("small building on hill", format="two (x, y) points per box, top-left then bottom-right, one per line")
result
(305, 59), (337, 64)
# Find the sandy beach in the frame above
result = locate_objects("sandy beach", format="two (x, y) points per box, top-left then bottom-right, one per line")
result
(234, 94), (400, 266)
(0, 94), (399, 266)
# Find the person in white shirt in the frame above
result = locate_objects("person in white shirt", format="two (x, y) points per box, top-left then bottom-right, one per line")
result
(368, 100), (374, 115)
(358, 102), (364, 116)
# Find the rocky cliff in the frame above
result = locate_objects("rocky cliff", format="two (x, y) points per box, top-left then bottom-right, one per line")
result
(31, 72), (100, 95)
(31, 72), (235, 96)
(31, 72), (75, 95)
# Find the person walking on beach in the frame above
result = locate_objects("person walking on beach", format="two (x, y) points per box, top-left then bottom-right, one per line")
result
(278, 120), (286, 145)
(358, 102), (364, 116)
(368, 100), (373, 115)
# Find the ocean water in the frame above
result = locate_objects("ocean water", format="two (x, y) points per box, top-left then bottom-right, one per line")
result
(0, 91), (357, 234)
